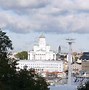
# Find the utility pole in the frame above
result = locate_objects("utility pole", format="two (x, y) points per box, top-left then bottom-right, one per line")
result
(66, 39), (74, 85)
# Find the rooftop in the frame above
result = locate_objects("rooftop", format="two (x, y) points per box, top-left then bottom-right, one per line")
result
(39, 34), (45, 38)
(80, 52), (89, 60)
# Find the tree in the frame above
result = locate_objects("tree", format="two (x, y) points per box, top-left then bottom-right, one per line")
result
(34, 75), (49, 90)
(77, 81), (89, 90)
(0, 30), (16, 90)
(12, 68), (49, 90)
(15, 51), (28, 60)
(0, 30), (49, 90)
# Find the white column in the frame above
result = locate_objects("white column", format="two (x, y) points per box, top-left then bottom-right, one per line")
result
(67, 40), (73, 85)
(28, 51), (30, 60)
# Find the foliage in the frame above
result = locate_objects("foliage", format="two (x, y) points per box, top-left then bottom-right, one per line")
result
(0, 30), (49, 90)
(0, 30), (15, 90)
(15, 68), (49, 90)
(15, 51), (28, 60)
(77, 81), (89, 90)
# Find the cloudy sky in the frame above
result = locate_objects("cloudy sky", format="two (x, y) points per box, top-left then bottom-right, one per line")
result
(0, 0), (89, 53)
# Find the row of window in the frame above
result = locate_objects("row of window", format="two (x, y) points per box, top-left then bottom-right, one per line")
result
(18, 65), (62, 70)
(19, 65), (61, 68)
(18, 66), (62, 71)
(35, 54), (46, 55)
(20, 64), (62, 66)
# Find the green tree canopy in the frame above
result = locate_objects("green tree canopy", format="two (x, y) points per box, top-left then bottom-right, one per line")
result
(15, 51), (28, 60)
(0, 29), (49, 90)
(0, 30), (16, 90)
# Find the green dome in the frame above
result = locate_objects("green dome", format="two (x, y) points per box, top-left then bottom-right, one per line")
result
(39, 34), (45, 38)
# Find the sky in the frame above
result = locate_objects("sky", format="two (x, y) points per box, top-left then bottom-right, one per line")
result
(0, 0), (89, 53)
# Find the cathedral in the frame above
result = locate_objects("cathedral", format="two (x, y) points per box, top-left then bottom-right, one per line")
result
(28, 35), (56, 60)
(17, 35), (64, 75)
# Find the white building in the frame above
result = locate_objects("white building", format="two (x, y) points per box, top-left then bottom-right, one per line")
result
(17, 60), (64, 73)
(28, 35), (56, 60)
(17, 35), (64, 76)
(71, 63), (82, 74)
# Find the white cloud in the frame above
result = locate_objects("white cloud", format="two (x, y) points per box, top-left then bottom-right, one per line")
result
(0, 10), (41, 33)
(0, 0), (48, 10)
(0, 0), (89, 33)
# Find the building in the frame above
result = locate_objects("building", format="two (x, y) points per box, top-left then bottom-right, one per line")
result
(82, 61), (89, 73)
(80, 52), (89, 60)
(78, 52), (89, 77)
(28, 35), (56, 60)
(17, 60), (64, 76)
(16, 35), (65, 77)
(71, 63), (82, 75)
(80, 52), (89, 72)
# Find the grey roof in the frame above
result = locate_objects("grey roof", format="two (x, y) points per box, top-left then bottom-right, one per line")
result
(39, 34), (45, 38)
(80, 52), (89, 60)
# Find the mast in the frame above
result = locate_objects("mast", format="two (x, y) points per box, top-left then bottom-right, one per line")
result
(66, 39), (74, 85)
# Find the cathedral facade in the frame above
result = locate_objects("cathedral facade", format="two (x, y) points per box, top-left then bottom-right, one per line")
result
(28, 35), (56, 60)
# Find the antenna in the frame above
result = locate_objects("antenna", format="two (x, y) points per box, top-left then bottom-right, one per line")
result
(66, 38), (75, 85)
